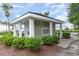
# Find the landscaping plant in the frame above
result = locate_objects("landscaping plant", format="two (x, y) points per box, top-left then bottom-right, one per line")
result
(0, 31), (59, 51)
(0, 36), (4, 44)
(42, 35), (53, 45)
(2, 33), (14, 46)
(42, 35), (59, 45)
(12, 37), (25, 48)
(63, 32), (70, 39)
(24, 37), (42, 51)
(52, 35), (59, 43)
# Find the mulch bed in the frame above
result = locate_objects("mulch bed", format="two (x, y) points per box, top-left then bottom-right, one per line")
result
(0, 44), (64, 56)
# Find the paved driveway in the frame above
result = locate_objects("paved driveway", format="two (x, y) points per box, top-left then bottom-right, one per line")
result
(58, 33), (79, 49)
(58, 38), (78, 49)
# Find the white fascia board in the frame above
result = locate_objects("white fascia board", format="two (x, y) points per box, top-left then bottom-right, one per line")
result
(29, 13), (63, 24)
(12, 13), (64, 24)
(11, 13), (31, 24)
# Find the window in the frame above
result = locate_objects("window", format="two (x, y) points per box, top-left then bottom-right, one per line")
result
(27, 29), (29, 35)
(42, 28), (50, 36)
(22, 31), (24, 37)
(27, 26), (29, 35)
(16, 30), (19, 36)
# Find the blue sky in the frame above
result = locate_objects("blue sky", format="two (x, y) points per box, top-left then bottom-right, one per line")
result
(0, 3), (73, 29)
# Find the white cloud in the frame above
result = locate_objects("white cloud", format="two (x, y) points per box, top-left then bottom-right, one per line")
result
(15, 14), (21, 18)
(12, 4), (24, 8)
(44, 3), (72, 29)
(26, 3), (35, 7)
(47, 4), (69, 21)
(56, 15), (68, 21)
(63, 22), (74, 29)
(44, 3), (59, 7)
(0, 3), (2, 6)
(43, 3), (69, 18)
(44, 3), (51, 7)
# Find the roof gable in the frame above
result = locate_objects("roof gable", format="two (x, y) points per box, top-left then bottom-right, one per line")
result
(12, 12), (64, 24)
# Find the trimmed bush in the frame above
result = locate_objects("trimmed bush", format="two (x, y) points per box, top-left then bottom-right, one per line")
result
(63, 32), (70, 39)
(52, 35), (59, 43)
(24, 38), (33, 48)
(42, 35), (59, 45)
(0, 31), (13, 36)
(24, 37), (42, 50)
(12, 37), (25, 48)
(42, 35), (53, 45)
(0, 35), (4, 44)
(0, 32), (13, 45)
(3, 35), (14, 46)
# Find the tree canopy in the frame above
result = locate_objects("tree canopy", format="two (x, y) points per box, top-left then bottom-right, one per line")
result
(1, 3), (13, 32)
(1, 3), (13, 17)
(69, 3), (79, 29)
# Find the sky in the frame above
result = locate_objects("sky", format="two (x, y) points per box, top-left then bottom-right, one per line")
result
(0, 3), (73, 29)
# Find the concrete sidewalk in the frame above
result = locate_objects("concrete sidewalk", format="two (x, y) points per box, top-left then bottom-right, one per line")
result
(57, 37), (78, 49)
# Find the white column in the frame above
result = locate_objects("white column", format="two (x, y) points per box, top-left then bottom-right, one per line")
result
(19, 22), (22, 37)
(29, 18), (35, 37)
(50, 22), (53, 35)
(60, 24), (62, 38)
(24, 24), (27, 37)
(13, 24), (16, 37)
(13, 30), (16, 37)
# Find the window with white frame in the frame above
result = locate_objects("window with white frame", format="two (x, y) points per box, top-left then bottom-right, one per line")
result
(42, 28), (50, 36)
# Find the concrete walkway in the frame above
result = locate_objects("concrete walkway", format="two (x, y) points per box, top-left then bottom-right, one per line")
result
(57, 34), (78, 49)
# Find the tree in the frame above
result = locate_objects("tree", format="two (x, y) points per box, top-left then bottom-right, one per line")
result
(43, 11), (49, 16)
(1, 3), (13, 33)
(68, 3), (79, 29)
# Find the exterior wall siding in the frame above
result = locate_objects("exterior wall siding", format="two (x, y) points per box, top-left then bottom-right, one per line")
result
(52, 23), (55, 34)
(35, 20), (49, 37)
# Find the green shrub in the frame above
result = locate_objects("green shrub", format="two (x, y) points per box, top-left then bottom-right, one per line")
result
(0, 35), (4, 44)
(1, 31), (13, 36)
(12, 37), (25, 48)
(0, 32), (13, 45)
(25, 37), (42, 50)
(42, 35), (59, 45)
(52, 35), (59, 43)
(42, 35), (53, 45)
(3, 35), (14, 46)
(24, 38), (33, 48)
(63, 32), (70, 39)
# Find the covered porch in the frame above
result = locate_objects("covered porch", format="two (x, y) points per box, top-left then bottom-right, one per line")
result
(12, 12), (63, 38)
(12, 17), (63, 38)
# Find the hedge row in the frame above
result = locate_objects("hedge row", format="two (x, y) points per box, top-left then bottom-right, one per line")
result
(0, 34), (59, 51)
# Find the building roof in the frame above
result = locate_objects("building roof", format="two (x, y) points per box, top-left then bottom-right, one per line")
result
(12, 12), (64, 24)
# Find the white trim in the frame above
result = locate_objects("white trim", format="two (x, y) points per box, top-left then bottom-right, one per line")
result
(24, 24), (28, 37)
(12, 13), (64, 24)
(18, 22), (22, 37)
(30, 14), (63, 23)
(60, 24), (62, 38)
(50, 22), (53, 35)
(29, 18), (35, 37)
(12, 13), (31, 24)
(13, 29), (17, 37)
